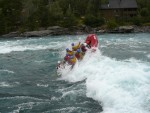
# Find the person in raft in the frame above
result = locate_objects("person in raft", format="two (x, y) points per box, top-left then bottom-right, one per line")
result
(75, 48), (84, 60)
(56, 60), (65, 69)
(80, 43), (88, 55)
(64, 48), (76, 67)
(71, 42), (86, 60)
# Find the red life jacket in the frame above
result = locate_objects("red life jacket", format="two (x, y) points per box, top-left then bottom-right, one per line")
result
(64, 55), (76, 65)
(64, 55), (69, 61)
(81, 45), (87, 52)
(75, 53), (80, 59)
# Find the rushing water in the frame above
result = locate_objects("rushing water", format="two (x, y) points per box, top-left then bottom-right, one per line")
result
(0, 33), (150, 113)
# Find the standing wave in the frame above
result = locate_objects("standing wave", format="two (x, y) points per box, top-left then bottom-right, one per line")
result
(60, 49), (150, 113)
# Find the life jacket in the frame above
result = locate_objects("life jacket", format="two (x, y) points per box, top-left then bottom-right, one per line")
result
(68, 56), (76, 65)
(75, 52), (83, 60)
(75, 52), (80, 59)
(72, 42), (81, 51)
(80, 45), (87, 53)
(66, 50), (74, 56)
(85, 34), (98, 48)
(64, 55), (70, 61)
(75, 48), (83, 60)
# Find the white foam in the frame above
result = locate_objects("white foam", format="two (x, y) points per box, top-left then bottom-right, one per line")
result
(37, 83), (49, 87)
(49, 107), (82, 113)
(0, 44), (55, 54)
(13, 102), (34, 113)
(0, 38), (65, 54)
(60, 49), (150, 113)
(0, 82), (12, 87)
(147, 54), (150, 58)
(0, 69), (14, 74)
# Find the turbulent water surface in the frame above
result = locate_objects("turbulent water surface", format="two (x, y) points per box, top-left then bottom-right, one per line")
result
(0, 33), (150, 113)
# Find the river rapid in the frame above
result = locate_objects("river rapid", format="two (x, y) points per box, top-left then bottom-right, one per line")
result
(0, 33), (150, 113)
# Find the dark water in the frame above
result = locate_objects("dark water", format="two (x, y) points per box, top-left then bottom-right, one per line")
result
(0, 33), (150, 113)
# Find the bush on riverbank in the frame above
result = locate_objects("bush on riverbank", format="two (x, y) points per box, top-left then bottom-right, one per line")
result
(83, 15), (105, 27)
(106, 20), (118, 30)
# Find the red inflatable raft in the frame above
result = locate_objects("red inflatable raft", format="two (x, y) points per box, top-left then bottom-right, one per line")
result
(85, 34), (98, 48)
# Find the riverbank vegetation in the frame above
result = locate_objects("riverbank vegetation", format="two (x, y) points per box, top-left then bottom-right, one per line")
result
(0, 0), (150, 35)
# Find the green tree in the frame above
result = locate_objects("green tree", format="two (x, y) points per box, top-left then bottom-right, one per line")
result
(84, 14), (105, 27)
(36, 1), (49, 27)
(62, 5), (77, 27)
(132, 16), (142, 26)
(86, 0), (100, 16)
(21, 0), (49, 30)
(48, 1), (63, 26)
(106, 20), (118, 29)
(0, 0), (22, 34)
(140, 8), (149, 17)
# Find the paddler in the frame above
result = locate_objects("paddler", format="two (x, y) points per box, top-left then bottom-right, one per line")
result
(71, 42), (81, 51)
(71, 42), (84, 60)
(65, 48), (76, 66)
(75, 48), (83, 60)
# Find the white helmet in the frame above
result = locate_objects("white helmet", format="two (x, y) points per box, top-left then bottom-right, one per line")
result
(83, 43), (87, 46)
(58, 61), (61, 64)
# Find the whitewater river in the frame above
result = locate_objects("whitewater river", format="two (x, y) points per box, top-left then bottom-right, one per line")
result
(0, 33), (150, 113)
